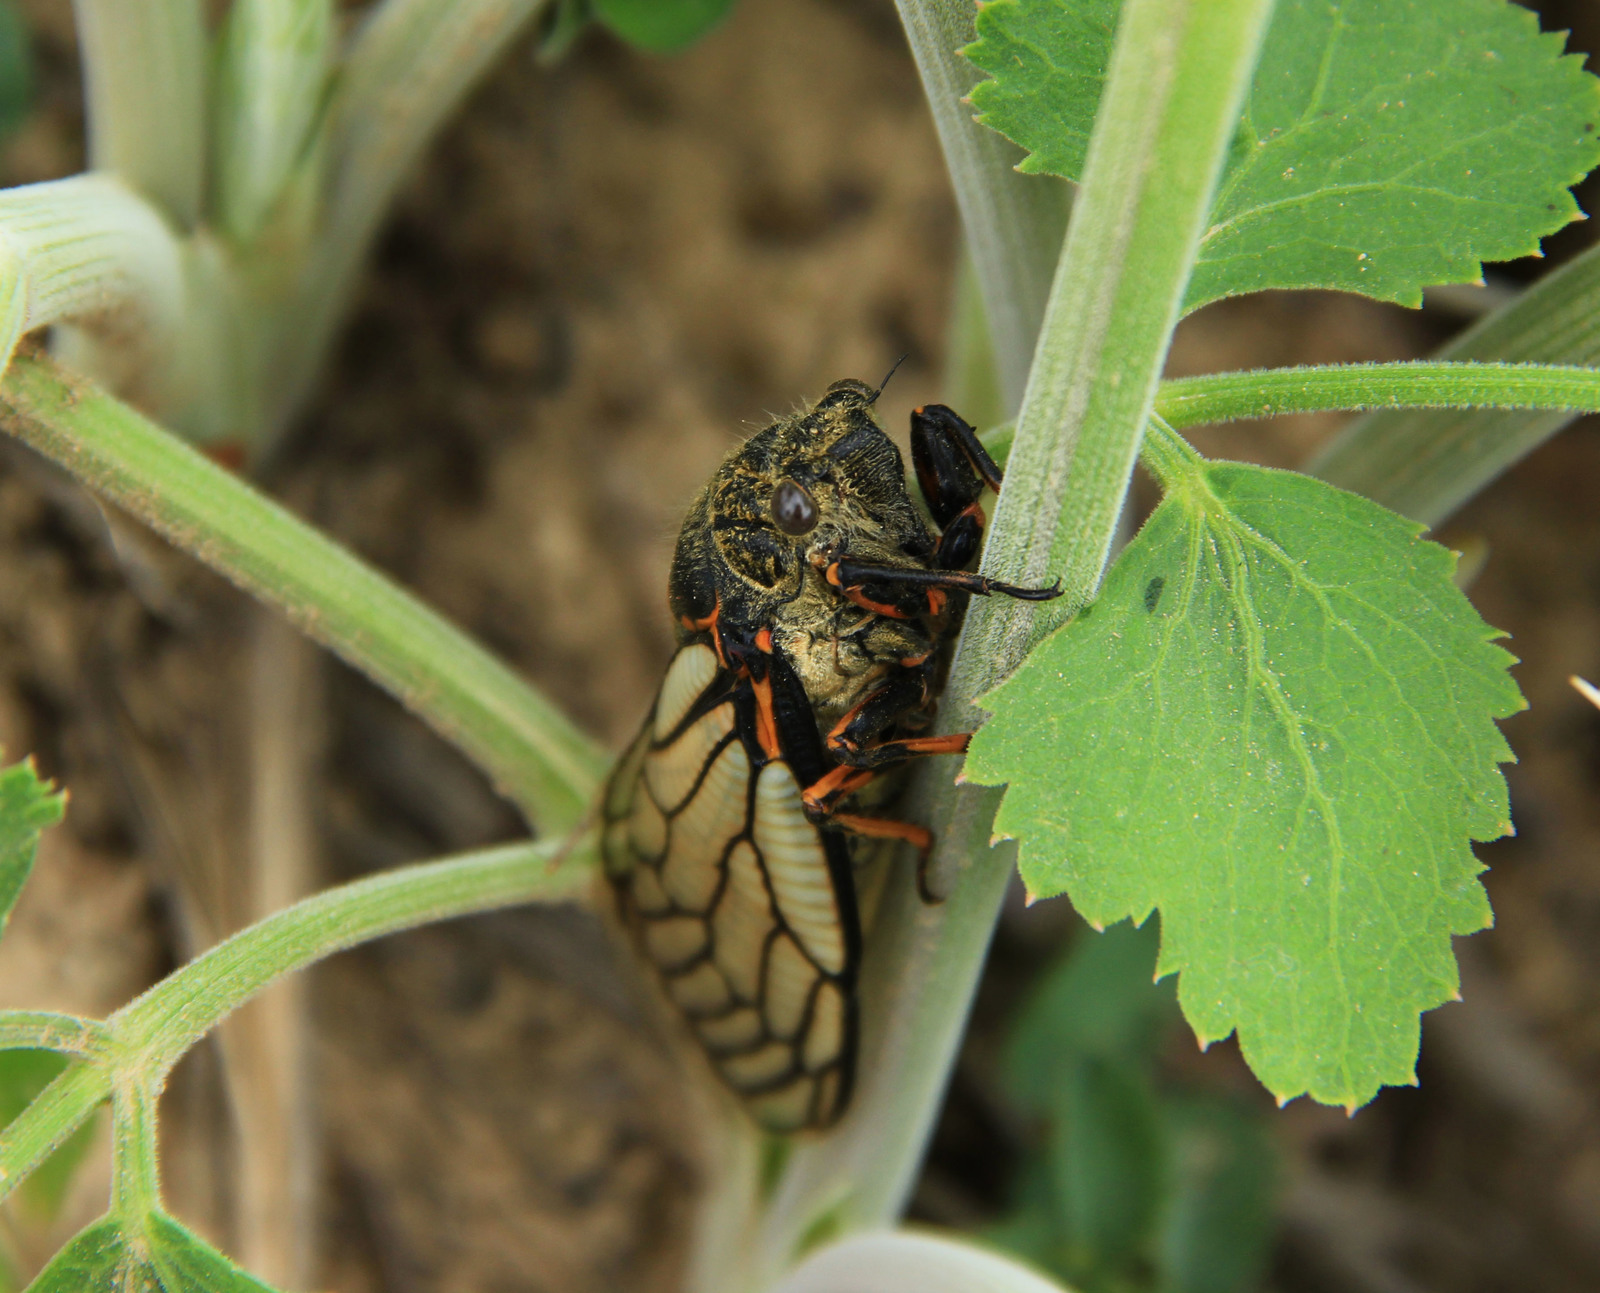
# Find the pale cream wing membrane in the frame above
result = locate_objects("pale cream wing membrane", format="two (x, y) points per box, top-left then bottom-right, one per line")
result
(602, 643), (856, 1132)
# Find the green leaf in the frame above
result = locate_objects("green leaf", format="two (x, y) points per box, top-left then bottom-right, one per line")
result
(965, 0), (1116, 183)
(0, 756), (63, 938)
(27, 1213), (280, 1293)
(966, 455), (1523, 1109)
(1157, 1098), (1277, 1293)
(592, 0), (736, 53)
(0, 1051), (96, 1221)
(965, 0), (1600, 309)
(1003, 919), (1176, 1113)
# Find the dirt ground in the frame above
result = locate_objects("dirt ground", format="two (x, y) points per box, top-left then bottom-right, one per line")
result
(0, 1), (1599, 1291)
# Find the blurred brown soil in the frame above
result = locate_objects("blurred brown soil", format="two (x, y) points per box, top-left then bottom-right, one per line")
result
(0, 1), (1599, 1291)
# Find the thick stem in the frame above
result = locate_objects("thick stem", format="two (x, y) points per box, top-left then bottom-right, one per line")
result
(213, 0), (335, 245)
(893, 0), (1070, 415)
(0, 353), (607, 832)
(1157, 362), (1600, 431)
(70, 0), (207, 229)
(728, 2), (1278, 1287)
(267, 0), (553, 438)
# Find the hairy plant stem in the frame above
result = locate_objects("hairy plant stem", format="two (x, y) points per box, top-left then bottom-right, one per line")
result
(1310, 242), (1600, 527)
(0, 352), (606, 833)
(893, 0), (1070, 415)
(1157, 362), (1600, 431)
(108, 1078), (162, 1222)
(116, 837), (592, 1072)
(0, 1013), (111, 1059)
(693, 4), (1279, 1289)
(0, 837), (594, 1210)
(0, 1062), (108, 1204)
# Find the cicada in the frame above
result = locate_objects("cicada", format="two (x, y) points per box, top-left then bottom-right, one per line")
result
(601, 376), (1059, 1133)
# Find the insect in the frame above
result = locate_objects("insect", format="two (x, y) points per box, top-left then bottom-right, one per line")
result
(600, 374), (1060, 1132)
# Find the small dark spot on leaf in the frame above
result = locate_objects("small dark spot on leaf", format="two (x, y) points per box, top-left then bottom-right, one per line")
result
(1144, 576), (1166, 613)
(1586, 122), (1595, 132)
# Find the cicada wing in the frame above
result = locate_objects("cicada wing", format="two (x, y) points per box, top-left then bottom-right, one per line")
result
(603, 642), (858, 1133)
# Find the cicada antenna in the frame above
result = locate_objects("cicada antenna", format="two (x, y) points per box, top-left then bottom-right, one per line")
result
(869, 353), (910, 405)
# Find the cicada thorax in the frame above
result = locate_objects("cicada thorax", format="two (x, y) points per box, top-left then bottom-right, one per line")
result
(600, 640), (860, 1133)
(603, 377), (1061, 1134)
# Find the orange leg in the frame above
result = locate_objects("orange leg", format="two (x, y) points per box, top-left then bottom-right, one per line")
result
(749, 672), (781, 760)
(680, 595), (727, 666)
(829, 813), (944, 904)
(802, 765), (878, 815)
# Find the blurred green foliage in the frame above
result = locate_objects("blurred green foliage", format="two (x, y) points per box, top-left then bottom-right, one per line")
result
(989, 920), (1278, 1293)
(539, 0), (738, 59)
(0, 0), (28, 141)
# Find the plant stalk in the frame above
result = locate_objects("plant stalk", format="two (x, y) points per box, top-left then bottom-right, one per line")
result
(0, 352), (607, 832)
(0, 1061), (110, 1206)
(0, 1012), (111, 1059)
(70, 0), (207, 229)
(268, 0), (554, 438)
(725, 3), (1278, 1288)
(1157, 362), (1600, 431)
(893, 0), (1070, 415)
(1310, 241), (1600, 526)
(116, 837), (593, 1074)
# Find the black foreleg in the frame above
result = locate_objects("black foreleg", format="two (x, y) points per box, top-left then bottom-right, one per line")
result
(910, 404), (1005, 528)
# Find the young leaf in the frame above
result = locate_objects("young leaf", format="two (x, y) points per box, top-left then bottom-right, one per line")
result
(965, 0), (1600, 310)
(592, 0), (736, 53)
(27, 1212), (279, 1293)
(0, 756), (63, 938)
(966, 451), (1523, 1109)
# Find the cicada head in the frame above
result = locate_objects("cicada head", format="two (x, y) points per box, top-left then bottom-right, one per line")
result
(668, 379), (935, 636)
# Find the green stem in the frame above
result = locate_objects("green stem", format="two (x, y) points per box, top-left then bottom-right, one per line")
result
(108, 1079), (162, 1221)
(0, 352), (607, 832)
(70, 0), (207, 229)
(0, 174), (185, 379)
(213, 0), (336, 245)
(115, 836), (593, 1073)
(893, 0), (1071, 414)
(269, 0), (553, 438)
(1311, 242), (1600, 527)
(735, 2), (1278, 1287)
(971, 0), (1276, 654)
(0, 838), (592, 1211)
(0, 1061), (110, 1206)
(0, 1012), (111, 1059)
(1157, 361), (1600, 431)
(1139, 413), (1204, 492)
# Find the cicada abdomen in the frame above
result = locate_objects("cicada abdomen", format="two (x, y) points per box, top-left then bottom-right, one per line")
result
(602, 641), (858, 1133)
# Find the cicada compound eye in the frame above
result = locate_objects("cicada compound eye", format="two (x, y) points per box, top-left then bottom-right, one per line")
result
(771, 479), (819, 536)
